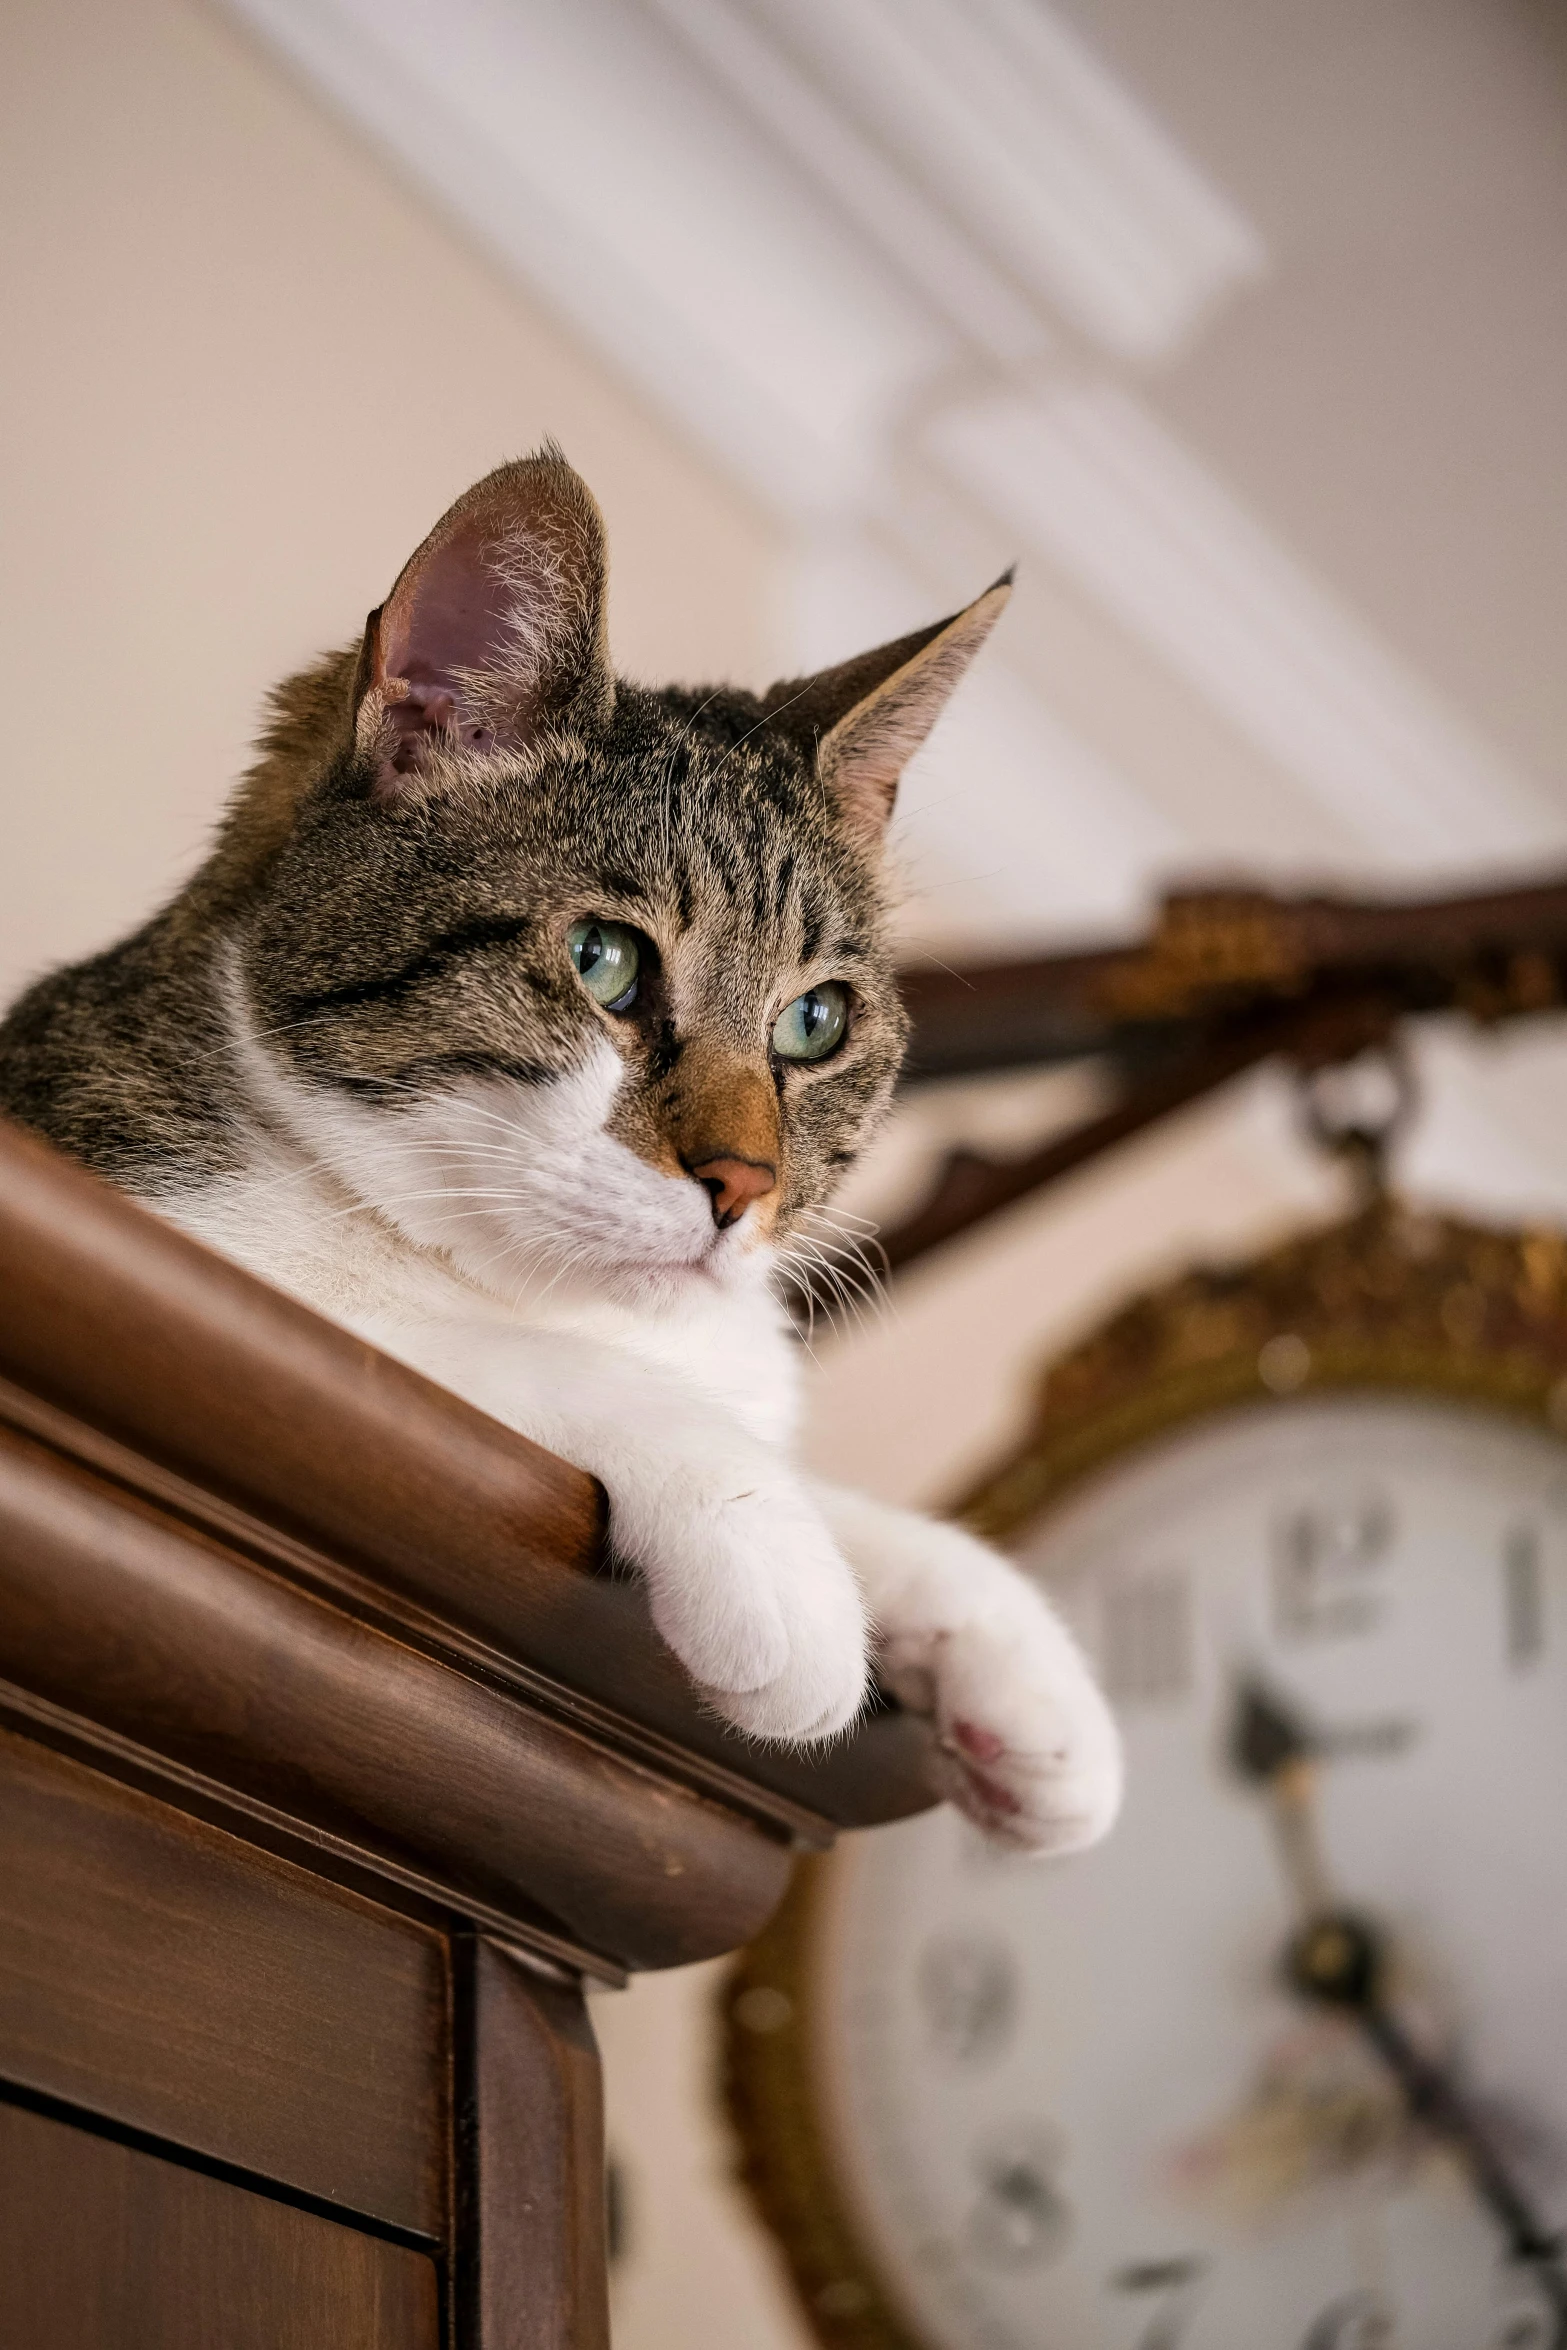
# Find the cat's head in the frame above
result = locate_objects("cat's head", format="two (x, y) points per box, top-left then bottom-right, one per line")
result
(232, 449), (1008, 1309)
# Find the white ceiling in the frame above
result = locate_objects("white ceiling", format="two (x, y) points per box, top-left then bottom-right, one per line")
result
(222, 0), (1567, 956)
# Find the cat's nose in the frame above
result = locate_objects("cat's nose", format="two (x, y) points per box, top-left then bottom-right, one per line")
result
(688, 1155), (776, 1230)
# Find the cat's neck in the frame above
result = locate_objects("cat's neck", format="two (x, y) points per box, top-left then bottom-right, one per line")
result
(164, 1147), (800, 1450)
(155, 1029), (801, 1449)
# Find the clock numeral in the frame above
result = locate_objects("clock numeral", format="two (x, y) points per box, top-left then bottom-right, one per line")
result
(965, 2123), (1069, 2271)
(1505, 1525), (1545, 1668)
(1297, 2290), (1393, 2349)
(1274, 1488), (1393, 1642)
(1491, 2278), (1563, 2348)
(917, 1935), (1016, 2064)
(1110, 2255), (1205, 2350)
(1104, 1572), (1192, 1705)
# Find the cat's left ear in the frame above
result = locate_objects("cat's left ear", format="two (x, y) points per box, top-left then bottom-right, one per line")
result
(354, 444), (614, 797)
(760, 574), (1012, 854)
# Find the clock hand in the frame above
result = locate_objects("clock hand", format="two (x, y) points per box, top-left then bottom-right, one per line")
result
(1229, 1680), (1333, 1917)
(1230, 1678), (1567, 2336)
(1288, 1914), (1566, 2278)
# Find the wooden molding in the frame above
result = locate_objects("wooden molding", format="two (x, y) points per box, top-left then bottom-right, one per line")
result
(454, 1942), (610, 2349)
(0, 1119), (935, 1979)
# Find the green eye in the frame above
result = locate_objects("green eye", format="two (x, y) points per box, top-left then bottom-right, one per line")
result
(567, 919), (641, 1011)
(771, 982), (849, 1064)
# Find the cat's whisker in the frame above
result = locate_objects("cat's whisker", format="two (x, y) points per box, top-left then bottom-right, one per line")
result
(707, 674), (820, 787)
(661, 688), (722, 872)
(803, 1203), (880, 1234)
(778, 1233), (863, 1327)
(780, 1227), (891, 1340)
(239, 1180), (564, 1238)
(823, 1218), (893, 1290)
(796, 1207), (888, 1274)
(209, 1136), (538, 1209)
(842, 1237), (893, 1296)
(787, 1213), (887, 1288)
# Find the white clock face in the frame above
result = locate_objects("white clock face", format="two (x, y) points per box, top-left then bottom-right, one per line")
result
(813, 1395), (1567, 2350)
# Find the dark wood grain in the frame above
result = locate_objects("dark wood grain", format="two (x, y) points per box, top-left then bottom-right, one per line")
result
(0, 1118), (936, 1831)
(0, 1420), (792, 1976)
(455, 1944), (609, 2350)
(899, 868), (1567, 1081)
(0, 2098), (439, 2350)
(0, 1727), (445, 2236)
(877, 872), (1567, 1278)
(0, 1118), (601, 1578)
(876, 1000), (1382, 1278)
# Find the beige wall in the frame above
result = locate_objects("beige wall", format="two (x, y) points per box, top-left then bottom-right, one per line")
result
(0, 10), (1443, 2350)
(0, 0), (779, 1005)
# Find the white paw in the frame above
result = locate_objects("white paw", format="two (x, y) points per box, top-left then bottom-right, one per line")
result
(875, 1521), (1123, 1855)
(632, 1471), (869, 1746)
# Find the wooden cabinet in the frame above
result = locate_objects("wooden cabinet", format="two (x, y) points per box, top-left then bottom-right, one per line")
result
(0, 1123), (930, 2346)
(0, 2100), (441, 2350)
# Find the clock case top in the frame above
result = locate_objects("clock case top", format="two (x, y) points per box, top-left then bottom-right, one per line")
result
(724, 1195), (1567, 2350)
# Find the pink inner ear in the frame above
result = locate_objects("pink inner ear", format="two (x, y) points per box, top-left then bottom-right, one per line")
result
(376, 521), (515, 767)
(378, 682), (496, 774)
(359, 450), (614, 794)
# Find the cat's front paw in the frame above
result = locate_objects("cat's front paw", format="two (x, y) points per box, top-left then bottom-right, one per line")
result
(876, 1524), (1122, 1855)
(637, 1472), (869, 1746)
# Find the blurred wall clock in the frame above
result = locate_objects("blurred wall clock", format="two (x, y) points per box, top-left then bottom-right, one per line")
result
(726, 1201), (1567, 2350)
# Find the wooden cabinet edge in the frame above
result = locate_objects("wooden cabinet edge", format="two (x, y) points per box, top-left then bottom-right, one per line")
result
(0, 1118), (937, 1838)
(0, 1422), (794, 1977)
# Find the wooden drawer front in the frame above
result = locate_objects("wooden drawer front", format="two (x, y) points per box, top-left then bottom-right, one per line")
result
(0, 1728), (445, 2238)
(0, 2099), (440, 2350)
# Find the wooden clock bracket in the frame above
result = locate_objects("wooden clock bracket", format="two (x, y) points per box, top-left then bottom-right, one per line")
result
(846, 866), (1567, 1295)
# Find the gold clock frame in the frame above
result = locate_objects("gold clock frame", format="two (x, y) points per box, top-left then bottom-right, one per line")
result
(723, 1197), (1567, 2350)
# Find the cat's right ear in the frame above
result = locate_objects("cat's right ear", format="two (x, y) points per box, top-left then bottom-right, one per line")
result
(351, 445), (614, 800)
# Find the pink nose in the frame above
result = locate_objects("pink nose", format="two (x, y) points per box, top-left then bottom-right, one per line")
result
(688, 1155), (777, 1230)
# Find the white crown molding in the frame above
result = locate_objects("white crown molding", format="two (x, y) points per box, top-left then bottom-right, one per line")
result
(221, 0), (1566, 890)
(929, 383), (1567, 871)
(649, 0), (1265, 364)
(224, 0), (949, 514)
(636, 0), (1052, 364)
(219, 0), (1266, 506)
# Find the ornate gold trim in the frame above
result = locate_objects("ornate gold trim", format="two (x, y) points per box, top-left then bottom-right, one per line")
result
(722, 1198), (1567, 2350)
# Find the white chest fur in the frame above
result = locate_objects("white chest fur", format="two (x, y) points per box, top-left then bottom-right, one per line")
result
(159, 1131), (800, 1454)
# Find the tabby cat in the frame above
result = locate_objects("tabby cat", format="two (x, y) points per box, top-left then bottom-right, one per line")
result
(0, 451), (1120, 1851)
